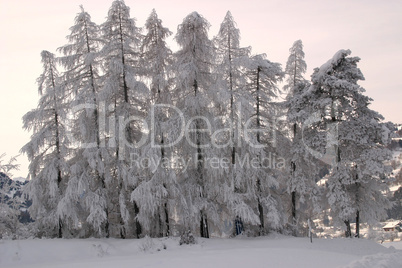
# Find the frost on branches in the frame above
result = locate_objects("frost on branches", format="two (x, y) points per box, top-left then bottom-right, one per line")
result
(21, 51), (68, 238)
(20, 2), (395, 240)
(306, 49), (392, 237)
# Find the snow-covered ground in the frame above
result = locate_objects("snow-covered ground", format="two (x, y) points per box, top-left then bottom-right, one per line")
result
(1, 234), (401, 268)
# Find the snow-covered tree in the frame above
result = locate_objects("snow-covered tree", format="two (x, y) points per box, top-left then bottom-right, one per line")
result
(0, 154), (19, 176)
(283, 41), (319, 234)
(0, 154), (21, 239)
(244, 54), (284, 234)
(99, 0), (147, 238)
(21, 51), (69, 238)
(131, 9), (177, 237)
(307, 49), (392, 237)
(140, 8), (173, 102)
(284, 40), (307, 93)
(173, 12), (218, 238)
(57, 6), (109, 237)
(285, 81), (322, 235)
(214, 11), (251, 125)
(213, 11), (258, 235)
(339, 117), (392, 238)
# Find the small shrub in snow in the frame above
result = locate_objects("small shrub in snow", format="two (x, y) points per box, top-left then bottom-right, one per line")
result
(139, 235), (155, 252)
(388, 231), (398, 242)
(370, 229), (399, 243)
(138, 235), (167, 252)
(179, 230), (196, 245)
(91, 243), (109, 257)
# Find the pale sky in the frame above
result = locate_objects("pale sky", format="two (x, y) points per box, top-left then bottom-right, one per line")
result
(1, 0), (401, 178)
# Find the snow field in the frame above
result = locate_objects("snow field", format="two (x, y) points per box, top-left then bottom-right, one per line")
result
(1, 234), (401, 268)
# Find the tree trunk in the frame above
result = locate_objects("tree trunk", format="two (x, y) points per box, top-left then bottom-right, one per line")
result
(344, 220), (352, 238)
(256, 66), (265, 235)
(134, 202), (142, 238)
(104, 210), (110, 238)
(58, 217), (62, 238)
(160, 136), (170, 237)
(194, 78), (209, 238)
(354, 167), (360, 238)
(50, 60), (63, 239)
(258, 198), (264, 235)
(291, 190), (296, 230)
(200, 211), (209, 238)
(164, 201), (170, 237)
(290, 120), (297, 235)
(355, 210), (360, 238)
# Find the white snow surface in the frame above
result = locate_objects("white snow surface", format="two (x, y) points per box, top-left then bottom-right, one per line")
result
(1, 234), (401, 268)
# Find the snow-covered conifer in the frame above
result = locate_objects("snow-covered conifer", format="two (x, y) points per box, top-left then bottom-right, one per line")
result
(213, 12), (258, 235)
(284, 40), (307, 92)
(21, 51), (69, 238)
(173, 12), (218, 238)
(99, 0), (147, 238)
(131, 9), (177, 237)
(57, 6), (109, 237)
(285, 81), (322, 235)
(283, 41), (320, 234)
(244, 54), (284, 234)
(307, 49), (392, 237)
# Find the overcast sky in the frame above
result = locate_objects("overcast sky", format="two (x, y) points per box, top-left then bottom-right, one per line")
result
(1, 0), (401, 178)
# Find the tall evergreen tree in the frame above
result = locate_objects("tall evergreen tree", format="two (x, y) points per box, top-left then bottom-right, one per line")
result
(307, 49), (392, 237)
(245, 54), (284, 234)
(214, 11), (257, 235)
(21, 51), (68, 238)
(284, 40), (307, 92)
(285, 81), (322, 235)
(57, 6), (109, 237)
(100, 0), (147, 238)
(131, 9), (177, 237)
(284, 40), (316, 235)
(140, 9), (173, 102)
(173, 12), (217, 238)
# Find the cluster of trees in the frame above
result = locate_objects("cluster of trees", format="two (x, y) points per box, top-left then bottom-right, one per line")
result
(21, 0), (393, 239)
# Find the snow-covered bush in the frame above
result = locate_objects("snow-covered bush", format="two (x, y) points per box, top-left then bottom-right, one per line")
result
(368, 228), (399, 243)
(139, 235), (155, 252)
(179, 230), (196, 245)
(139, 235), (167, 252)
(91, 243), (109, 257)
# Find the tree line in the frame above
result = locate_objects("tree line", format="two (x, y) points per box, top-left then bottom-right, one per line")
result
(21, 0), (393, 239)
